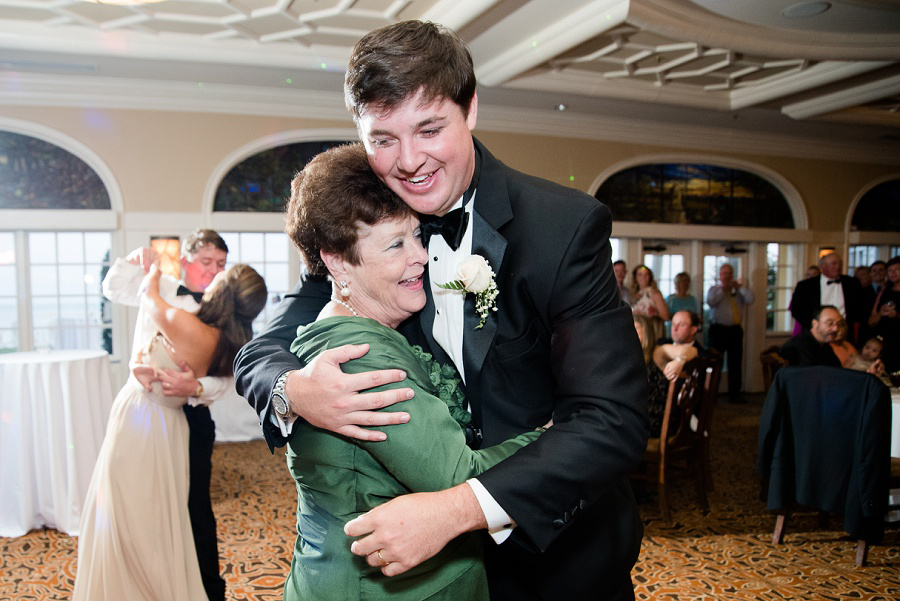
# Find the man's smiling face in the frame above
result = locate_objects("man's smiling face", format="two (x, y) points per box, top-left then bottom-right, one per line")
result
(358, 89), (477, 218)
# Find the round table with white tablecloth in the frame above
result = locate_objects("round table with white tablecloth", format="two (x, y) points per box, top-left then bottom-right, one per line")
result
(0, 349), (115, 537)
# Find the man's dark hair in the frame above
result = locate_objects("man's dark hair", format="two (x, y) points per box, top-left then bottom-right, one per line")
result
(870, 259), (887, 270)
(182, 229), (228, 258)
(812, 305), (839, 322)
(344, 20), (476, 121)
(613, 260), (626, 268)
(679, 310), (700, 328)
(887, 256), (900, 269)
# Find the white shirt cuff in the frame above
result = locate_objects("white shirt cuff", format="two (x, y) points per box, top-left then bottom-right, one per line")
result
(467, 478), (515, 544)
(270, 410), (297, 438)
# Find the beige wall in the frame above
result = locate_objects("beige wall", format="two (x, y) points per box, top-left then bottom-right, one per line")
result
(1, 105), (897, 233)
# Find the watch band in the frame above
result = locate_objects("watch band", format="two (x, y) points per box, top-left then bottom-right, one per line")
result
(271, 372), (294, 420)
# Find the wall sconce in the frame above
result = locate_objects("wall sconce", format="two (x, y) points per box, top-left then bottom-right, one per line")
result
(150, 236), (181, 279)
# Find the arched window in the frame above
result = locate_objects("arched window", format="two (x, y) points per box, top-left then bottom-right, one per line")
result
(212, 139), (349, 331)
(0, 131), (111, 210)
(0, 130), (114, 353)
(214, 140), (346, 212)
(595, 163), (794, 228)
(851, 178), (900, 233)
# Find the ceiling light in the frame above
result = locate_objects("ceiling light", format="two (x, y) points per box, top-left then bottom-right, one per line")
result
(782, 2), (832, 18)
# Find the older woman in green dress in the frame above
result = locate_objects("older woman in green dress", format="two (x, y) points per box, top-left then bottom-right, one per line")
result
(280, 143), (540, 600)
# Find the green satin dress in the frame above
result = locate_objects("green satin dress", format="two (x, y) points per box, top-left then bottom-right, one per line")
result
(284, 317), (539, 600)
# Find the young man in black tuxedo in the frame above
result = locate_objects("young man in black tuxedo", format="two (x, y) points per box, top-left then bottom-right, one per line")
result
(234, 21), (648, 600)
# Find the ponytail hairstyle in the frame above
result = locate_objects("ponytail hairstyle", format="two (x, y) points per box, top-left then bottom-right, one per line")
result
(195, 264), (267, 376)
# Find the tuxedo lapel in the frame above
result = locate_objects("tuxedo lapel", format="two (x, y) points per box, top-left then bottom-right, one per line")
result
(461, 140), (512, 398)
(462, 210), (506, 391)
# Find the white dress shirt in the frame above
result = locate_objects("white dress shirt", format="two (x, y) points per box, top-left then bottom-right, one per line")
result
(820, 274), (846, 317)
(102, 257), (232, 405)
(425, 193), (516, 543)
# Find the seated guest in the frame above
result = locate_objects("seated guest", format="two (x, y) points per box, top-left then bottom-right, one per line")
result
(779, 305), (843, 367)
(846, 336), (885, 374)
(830, 319), (858, 367)
(655, 310), (704, 380)
(633, 315), (669, 438)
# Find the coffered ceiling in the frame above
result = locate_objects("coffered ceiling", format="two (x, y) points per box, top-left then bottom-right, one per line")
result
(1, 0), (899, 162)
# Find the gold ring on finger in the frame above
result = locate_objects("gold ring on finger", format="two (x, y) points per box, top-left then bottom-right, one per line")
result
(377, 550), (390, 567)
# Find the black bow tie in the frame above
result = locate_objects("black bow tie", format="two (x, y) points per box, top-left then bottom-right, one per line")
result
(827, 278), (840, 285)
(177, 285), (204, 303)
(420, 207), (470, 251)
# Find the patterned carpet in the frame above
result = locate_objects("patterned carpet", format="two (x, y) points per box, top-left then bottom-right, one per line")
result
(2, 397), (898, 600)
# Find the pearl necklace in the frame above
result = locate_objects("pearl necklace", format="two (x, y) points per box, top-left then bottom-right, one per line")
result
(332, 298), (359, 317)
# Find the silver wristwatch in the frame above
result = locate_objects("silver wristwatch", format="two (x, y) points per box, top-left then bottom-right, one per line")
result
(271, 373), (294, 420)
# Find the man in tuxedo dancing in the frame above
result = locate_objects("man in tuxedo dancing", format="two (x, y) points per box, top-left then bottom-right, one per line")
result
(235, 21), (648, 600)
(103, 229), (230, 601)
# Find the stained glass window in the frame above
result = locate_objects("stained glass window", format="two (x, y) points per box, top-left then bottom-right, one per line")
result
(0, 132), (110, 210)
(596, 164), (793, 228)
(851, 179), (900, 232)
(214, 140), (347, 212)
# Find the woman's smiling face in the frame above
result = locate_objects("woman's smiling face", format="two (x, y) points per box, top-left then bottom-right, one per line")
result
(330, 215), (428, 329)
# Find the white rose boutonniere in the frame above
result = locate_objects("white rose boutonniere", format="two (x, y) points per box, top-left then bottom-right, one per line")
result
(438, 255), (499, 329)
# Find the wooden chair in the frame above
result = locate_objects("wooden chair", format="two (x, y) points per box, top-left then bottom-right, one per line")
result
(639, 356), (719, 522)
(759, 366), (892, 567)
(697, 354), (722, 492)
(760, 345), (788, 394)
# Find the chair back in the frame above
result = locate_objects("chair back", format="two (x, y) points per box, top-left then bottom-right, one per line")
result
(760, 345), (788, 394)
(757, 366), (891, 542)
(659, 357), (716, 455)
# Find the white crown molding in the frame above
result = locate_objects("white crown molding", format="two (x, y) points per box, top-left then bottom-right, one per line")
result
(729, 61), (893, 110)
(0, 21), (353, 71)
(629, 0), (900, 60)
(475, 103), (900, 165)
(475, 0), (630, 86)
(502, 68), (730, 110)
(782, 71), (900, 119)
(0, 73), (352, 121)
(2, 72), (898, 166)
(421, 0), (505, 30)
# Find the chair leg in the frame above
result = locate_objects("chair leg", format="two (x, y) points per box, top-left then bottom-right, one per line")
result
(658, 463), (672, 523)
(657, 483), (671, 523)
(694, 461), (710, 512)
(703, 440), (714, 492)
(856, 539), (868, 567)
(773, 512), (787, 544)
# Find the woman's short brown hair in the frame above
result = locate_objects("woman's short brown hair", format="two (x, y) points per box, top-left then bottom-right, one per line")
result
(285, 143), (413, 276)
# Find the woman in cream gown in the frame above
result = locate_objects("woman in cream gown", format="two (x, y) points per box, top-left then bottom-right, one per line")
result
(73, 263), (266, 601)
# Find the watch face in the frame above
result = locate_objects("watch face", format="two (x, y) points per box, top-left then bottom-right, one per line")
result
(273, 394), (288, 416)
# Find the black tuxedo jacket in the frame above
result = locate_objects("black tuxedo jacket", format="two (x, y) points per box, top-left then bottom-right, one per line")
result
(790, 275), (864, 343)
(234, 139), (648, 599)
